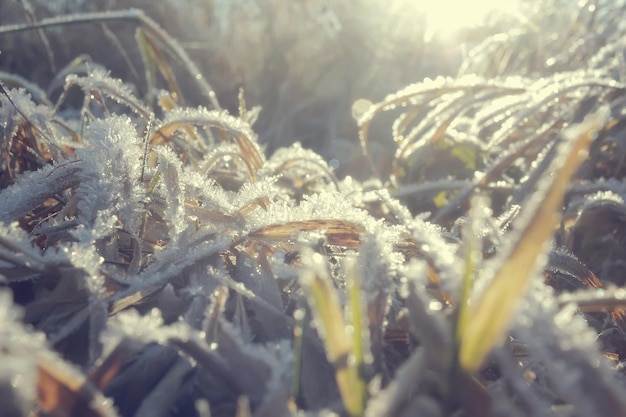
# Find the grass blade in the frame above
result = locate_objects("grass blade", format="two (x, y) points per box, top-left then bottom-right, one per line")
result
(345, 257), (368, 409)
(248, 220), (365, 248)
(300, 250), (365, 417)
(458, 107), (608, 373)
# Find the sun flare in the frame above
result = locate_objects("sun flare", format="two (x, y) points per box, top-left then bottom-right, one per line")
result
(413, 0), (522, 40)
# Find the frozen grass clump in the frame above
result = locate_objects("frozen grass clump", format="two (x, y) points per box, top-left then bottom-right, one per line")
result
(3, 1), (626, 417)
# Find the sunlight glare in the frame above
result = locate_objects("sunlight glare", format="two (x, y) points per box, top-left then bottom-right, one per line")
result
(413, 0), (522, 41)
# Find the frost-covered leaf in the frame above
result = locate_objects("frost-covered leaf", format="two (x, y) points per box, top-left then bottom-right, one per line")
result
(105, 307), (292, 417)
(459, 107), (609, 372)
(153, 107), (264, 173)
(0, 290), (118, 417)
(299, 248), (366, 417)
(0, 221), (68, 275)
(64, 68), (150, 118)
(249, 219), (365, 248)
(514, 281), (626, 417)
(0, 162), (80, 224)
(74, 115), (147, 240)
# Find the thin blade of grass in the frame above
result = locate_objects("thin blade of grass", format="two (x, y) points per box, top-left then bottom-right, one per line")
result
(248, 220), (365, 248)
(136, 28), (158, 104)
(355, 79), (524, 157)
(454, 195), (486, 361)
(0, 71), (51, 105)
(300, 250), (365, 417)
(151, 109), (263, 178)
(136, 28), (183, 104)
(458, 107), (608, 373)
(558, 288), (626, 312)
(345, 257), (368, 409)
(100, 23), (141, 87)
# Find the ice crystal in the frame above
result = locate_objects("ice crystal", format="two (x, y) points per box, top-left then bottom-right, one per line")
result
(108, 308), (167, 344)
(152, 145), (187, 240)
(357, 230), (403, 295)
(77, 115), (146, 238)
(406, 216), (460, 293)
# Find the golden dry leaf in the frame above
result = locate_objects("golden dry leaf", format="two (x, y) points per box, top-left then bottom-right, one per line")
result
(248, 220), (365, 248)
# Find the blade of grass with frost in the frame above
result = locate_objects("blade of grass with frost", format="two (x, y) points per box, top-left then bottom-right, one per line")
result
(0, 71), (52, 105)
(345, 257), (368, 409)
(355, 79), (524, 156)
(136, 28), (158, 104)
(154, 94), (207, 152)
(247, 220), (365, 248)
(432, 128), (556, 224)
(459, 107), (609, 373)
(64, 69), (151, 118)
(454, 195), (487, 366)
(300, 250), (365, 417)
(137, 28), (184, 105)
(151, 108), (263, 175)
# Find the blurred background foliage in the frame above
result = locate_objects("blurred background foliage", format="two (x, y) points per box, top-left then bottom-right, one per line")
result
(5, 0), (626, 287)
(0, 0), (556, 177)
(4, 0), (626, 299)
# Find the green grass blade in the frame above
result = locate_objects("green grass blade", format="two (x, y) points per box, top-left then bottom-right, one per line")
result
(345, 257), (368, 409)
(458, 108), (608, 373)
(454, 195), (487, 369)
(300, 251), (366, 417)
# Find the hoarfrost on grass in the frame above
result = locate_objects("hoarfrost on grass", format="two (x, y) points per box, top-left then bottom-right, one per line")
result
(0, 290), (39, 412)
(65, 68), (150, 117)
(0, 88), (56, 140)
(0, 221), (70, 272)
(111, 231), (231, 294)
(406, 216), (460, 294)
(513, 279), (626, 416)
(77, 115), (147, 238)
(158, 106), (261, 150)
(357, 230), (404, 294)
(242, 190), (378, 234)
(0, 162), (81, 224)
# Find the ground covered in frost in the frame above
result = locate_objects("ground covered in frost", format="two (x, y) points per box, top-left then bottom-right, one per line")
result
(2, 1), (626, 417)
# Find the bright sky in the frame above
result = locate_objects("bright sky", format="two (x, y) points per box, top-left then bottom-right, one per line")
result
(415, 0), (523, 40)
